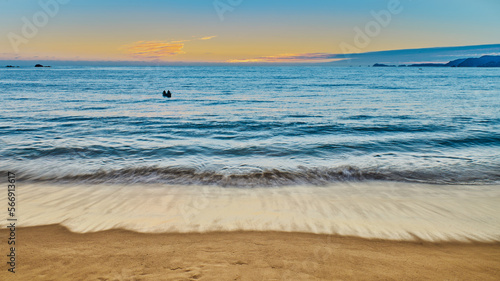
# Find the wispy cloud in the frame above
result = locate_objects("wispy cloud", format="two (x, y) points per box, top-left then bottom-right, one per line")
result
(122, 36), (217, 60)
(200, 36), (216, 40)
(228, 44), (500, 64)
(122, 41), (185, 59)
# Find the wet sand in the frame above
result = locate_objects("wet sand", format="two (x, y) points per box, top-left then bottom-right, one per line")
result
(1, 225), (499, 280)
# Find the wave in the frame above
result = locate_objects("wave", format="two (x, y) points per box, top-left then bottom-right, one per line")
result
(4, 130), (500, 160)
(9, 165), (500, 186)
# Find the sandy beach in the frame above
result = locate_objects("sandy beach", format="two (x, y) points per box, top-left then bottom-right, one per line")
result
(1, 225), (499, 280)
(3, 0), (500, 279)
(1, 182), (499, 280)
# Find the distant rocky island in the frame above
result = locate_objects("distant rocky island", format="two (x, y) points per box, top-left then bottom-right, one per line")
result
(4, 64), (51, 68)
(374, 55), (500, 67)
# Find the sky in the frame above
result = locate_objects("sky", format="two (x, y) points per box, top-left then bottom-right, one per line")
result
(1, 0), (500, 64)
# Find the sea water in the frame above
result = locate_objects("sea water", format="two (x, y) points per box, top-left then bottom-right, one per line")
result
(1, 66), (499, 241)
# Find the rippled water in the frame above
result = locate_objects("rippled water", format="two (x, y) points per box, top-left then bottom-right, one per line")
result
(1, 66), (500, 185)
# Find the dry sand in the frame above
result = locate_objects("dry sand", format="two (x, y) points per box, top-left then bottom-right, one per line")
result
(1, 225), (499, 281)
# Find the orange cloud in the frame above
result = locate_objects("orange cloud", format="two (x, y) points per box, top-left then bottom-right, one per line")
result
(200, 36), (216, 40)
(122, 36), (216, 60)
(122, 41), (185, 60)
(228, 53), (346, 63)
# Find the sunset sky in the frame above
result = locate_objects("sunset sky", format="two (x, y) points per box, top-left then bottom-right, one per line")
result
(1, 0), (499, 64)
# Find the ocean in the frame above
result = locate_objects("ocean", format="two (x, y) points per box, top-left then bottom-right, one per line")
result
(1, 66), (500, 241)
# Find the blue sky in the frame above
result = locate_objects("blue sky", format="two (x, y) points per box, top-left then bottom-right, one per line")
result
(0, 0), (499, 63)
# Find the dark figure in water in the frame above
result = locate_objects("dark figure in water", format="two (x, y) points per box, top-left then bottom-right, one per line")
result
(163, 90), (172, 98)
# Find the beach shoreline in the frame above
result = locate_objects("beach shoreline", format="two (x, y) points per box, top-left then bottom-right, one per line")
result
(4, 182), (500, 242)
(1, 225), (499, 280)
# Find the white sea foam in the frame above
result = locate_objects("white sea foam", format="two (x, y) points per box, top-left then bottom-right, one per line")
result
(3, 182), (500, 242)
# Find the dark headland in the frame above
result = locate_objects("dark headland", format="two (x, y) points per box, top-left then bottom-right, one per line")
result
(374, 55), (500, 67)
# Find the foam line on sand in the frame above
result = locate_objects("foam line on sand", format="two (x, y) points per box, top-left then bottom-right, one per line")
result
(1, 181), (499, 242)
